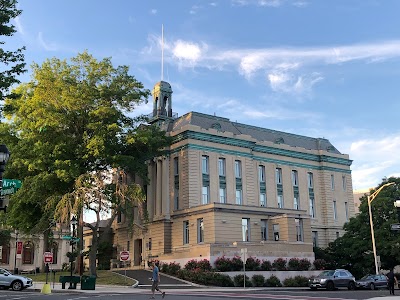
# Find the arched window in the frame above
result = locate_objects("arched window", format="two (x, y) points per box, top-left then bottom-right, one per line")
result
(50, 242), (58, 264)
(22, 241), (34, 265)
(0, 244), (10, 264)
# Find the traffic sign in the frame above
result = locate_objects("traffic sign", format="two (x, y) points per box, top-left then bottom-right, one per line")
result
(120, 251), (130, 261)
(44, 251), (53, 264)
(390, 223), (400, 231)
(62, 235), (72, 240)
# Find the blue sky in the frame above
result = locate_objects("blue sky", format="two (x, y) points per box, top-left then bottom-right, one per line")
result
(6, 0), (400, 192)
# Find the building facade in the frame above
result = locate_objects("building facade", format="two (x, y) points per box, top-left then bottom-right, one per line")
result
(112, 81), (355, 268)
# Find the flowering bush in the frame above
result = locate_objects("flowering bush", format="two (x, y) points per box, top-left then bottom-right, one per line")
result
(214, 256), (232, 271)
(260, 259), (272, 271)
(185, 259), (212, 271)
(272, 258), (287, 271)
(298, 258), (311, 271)
(176, 269), (234, 286)
(245, 256), (261, 271)
(167, 262), (181, 275)
(288, 258), (301, 270)
(313, 258), (327, 270)
(231, 255), (243, 271)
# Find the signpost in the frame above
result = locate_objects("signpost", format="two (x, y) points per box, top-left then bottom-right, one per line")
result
(120, 251), (130, 282)
(241, 248), (247, 289)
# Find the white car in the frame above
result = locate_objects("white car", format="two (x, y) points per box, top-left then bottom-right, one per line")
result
(0, 268), (33, 291)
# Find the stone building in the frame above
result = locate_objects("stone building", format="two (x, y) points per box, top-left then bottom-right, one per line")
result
(112, 80), (355, 269)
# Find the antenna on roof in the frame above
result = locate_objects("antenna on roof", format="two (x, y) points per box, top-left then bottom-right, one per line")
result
(161, 24), (164, 81)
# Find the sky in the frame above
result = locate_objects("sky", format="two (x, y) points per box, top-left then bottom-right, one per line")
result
(4, 0), (400, 193)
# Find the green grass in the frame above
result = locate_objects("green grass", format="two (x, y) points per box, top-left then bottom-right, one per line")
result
(28, 270), (136, 286)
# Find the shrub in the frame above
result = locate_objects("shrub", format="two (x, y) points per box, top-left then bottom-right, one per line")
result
(283, 275), (309, 287)
(272, 258), (287, 271)
(197, 259), (212, 271)
(176, 269), (234, 287)
(233, 274), (252, 287)
(313, 258), (327, 270)
(185, 259), (199, 270)
(167, 262), (181, 275)
(265, 274), (282, 287)
(211, 273), (235, 287)
(231, 256), (243, 271)
(214, 256), (232, 272)
(160, 262), (169, 273)
(288, 258), (300, 270)
(260, 259), (272, 271)
(252, 274), (265, 287)
(298, 258), (311, 271)
(245, 257), (261, 271)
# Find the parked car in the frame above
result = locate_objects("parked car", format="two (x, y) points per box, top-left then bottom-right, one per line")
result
(0, 268), (33, 291)
(309, 269), (356, 290)
(356, 274), (388, 290)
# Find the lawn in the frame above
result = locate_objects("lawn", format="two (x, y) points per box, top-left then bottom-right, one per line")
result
(28, 270), (136, 286)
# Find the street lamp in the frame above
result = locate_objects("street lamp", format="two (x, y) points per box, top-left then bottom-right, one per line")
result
(69, 215), (77, 289)
(368, 182), (395, 275)
(14, 229), (19, 274)
(0, 144), (11, 211)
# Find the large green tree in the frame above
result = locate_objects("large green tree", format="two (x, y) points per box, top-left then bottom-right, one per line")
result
(0, 0), (26, 103)
(1, 52), (170, 273)
(326, 177), (400, 278)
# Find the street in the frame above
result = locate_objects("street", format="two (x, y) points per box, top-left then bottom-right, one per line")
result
(0, 288), (394, 300)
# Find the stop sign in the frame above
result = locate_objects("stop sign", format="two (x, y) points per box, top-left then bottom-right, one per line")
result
(120, 251), (130, 261)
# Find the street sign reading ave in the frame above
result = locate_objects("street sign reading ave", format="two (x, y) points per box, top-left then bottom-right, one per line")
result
(390, 223), (400, 231)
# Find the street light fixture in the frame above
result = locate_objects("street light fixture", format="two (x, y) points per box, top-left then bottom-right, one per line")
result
(0, 144), (11, 211)
(69, 215), (78, 289)
(368, 182), (395, 275)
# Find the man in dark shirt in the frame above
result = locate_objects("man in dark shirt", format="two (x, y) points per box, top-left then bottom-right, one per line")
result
(387, 269), (397, 295)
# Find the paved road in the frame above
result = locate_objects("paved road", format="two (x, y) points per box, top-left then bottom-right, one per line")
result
(0, 287), (397, 300)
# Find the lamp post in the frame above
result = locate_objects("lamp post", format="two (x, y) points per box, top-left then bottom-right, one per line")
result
(14, 229), (19, 274)
(0, 144), (11, 211)
(368, 182), (395, 275)
(69, 215), (77, 289)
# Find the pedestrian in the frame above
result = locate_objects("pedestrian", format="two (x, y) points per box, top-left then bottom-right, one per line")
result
(387, 268), (396, 295)
(150, 261), (165, 299)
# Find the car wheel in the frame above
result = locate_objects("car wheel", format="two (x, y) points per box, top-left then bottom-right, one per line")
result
(348, 281), (356, 290)
(369, 283), (375, 290)
(11, 280), (23, 291)
(327, 281), (335, 291)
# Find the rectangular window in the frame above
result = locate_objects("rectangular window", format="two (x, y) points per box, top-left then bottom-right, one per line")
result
(218, 158), (226, 176)
(235, 160), (242, 178)
(294, 195), (300, 210)
(174, 187), (179, 210)
(307, 172), (313, 188)
(260, 193), (266, 207)
(275, 168), (282, 184)
(345, 202), (349, 221)
(258, 165), (265, 182)
(273, 224), (280, 241)
(309, 197), (316, 218)
(236, 189), (242, 205)
(197, 218), (204, 243)
(202, 156), (209, 174)
(173, 157), (179, 175)
(312, 231), (318, 247)
(333, 200), (337, 221)
(183, 221), (190, 244)
(291, 170), (298, 186)
(261, 220), (268, 241)
(277, 195), (284, 208)
(148, 238), (152, 251)
(295, 219), (303, 242)
(202, 186), (209, 204)
(219, 187), (226, 203)
(242, 218), (250, 242)
(127, 240), (130, 252)
(342, 175), (346, 191)
(331, 174), (335, 190)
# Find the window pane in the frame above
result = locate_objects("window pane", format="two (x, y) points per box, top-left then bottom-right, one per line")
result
(202, 156), (209, 174)
(202, 186), (209, 204)
(307, 172), (313, 188)
(260, 193), (266, 207)
(242, 218), (249, 241)
(236, 189), (242, 205)
(219, 188), (226, 203)
(258, 165), (265, 182)
(218, 158), (225, 176)
(235, 160), (241, 178)
(291, 170), (298, 186)
(198, 218), (204, 243)
(277, 195), (284, 208)
(275, 168), (282, 184)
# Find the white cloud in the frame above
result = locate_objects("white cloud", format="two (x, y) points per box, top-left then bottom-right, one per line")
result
(231, 0), (284, 6)
(14, 16), (24, 35)
(172, 40), (204, 66)
(150, 9), (157, 15)
(37, 32), (57, 51)
(267, 71), (323, 95)
(210, 2), (218, 6)
(258, 0), (283, 7)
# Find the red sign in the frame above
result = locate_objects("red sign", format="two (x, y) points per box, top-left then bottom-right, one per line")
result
(16, 241), (23, 259)
(120, 251), (130, 261)
(44, 252), (53, 264)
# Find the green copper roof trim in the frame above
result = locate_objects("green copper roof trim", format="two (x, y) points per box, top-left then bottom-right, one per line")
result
(172, 131), (352, 166)
(170, 144), (351, 174)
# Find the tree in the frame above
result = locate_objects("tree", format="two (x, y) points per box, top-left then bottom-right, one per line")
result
(0, 0), (26, 104)
(2, 52), (171, 273)
(326, 177), (400, 278)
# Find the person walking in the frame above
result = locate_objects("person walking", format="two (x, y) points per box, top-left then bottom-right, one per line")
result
(150, 261), (165, 299)
(387, 268), (396, 295)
